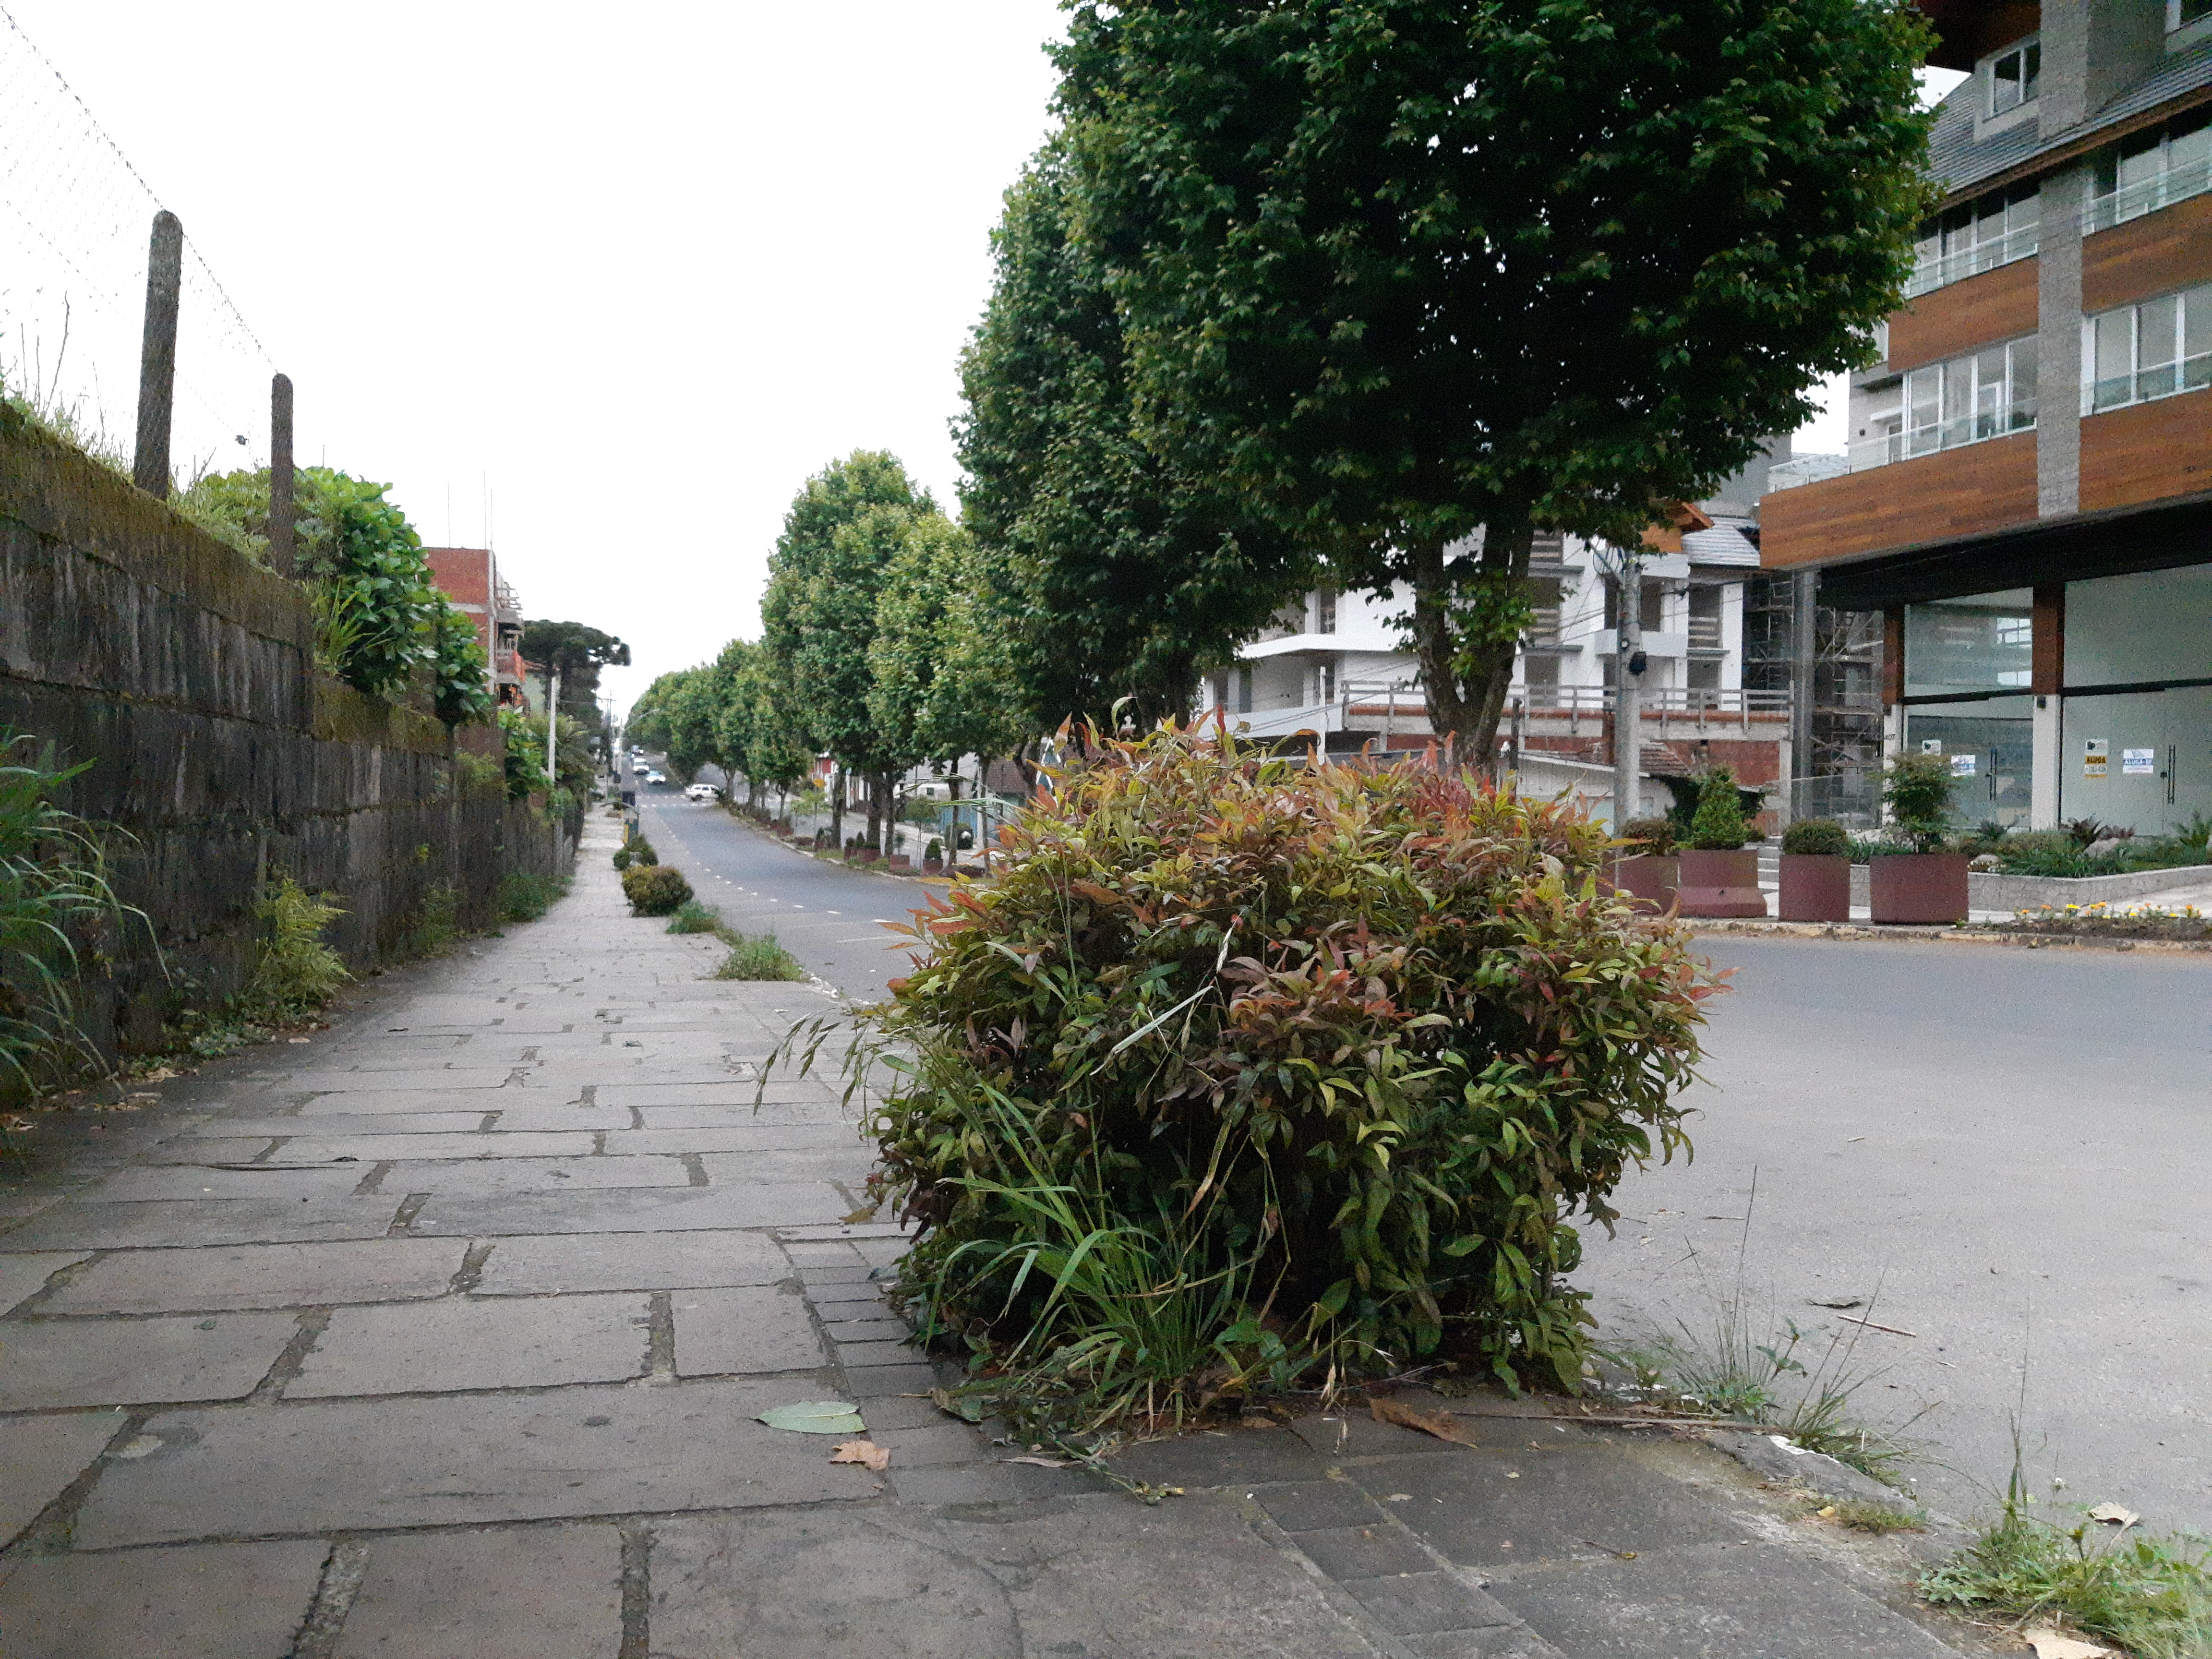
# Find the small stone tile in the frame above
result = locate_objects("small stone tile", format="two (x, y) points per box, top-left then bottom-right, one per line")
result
(1339, 1572), (1519, 1637)
(289, 1294), (649, 1396)
(0, 1539), (328, 1659)
(885, 1461), (1097, 1505)
(0, 1197), (403, 1252)
(1255, 1479), (1387, 1533)
(371, 1155), (694, 1196)
(474, 1229), (789, 1294)
(671, 1285), (827, 1374)
(1111, 1426), (1330, 1489)
(833, 1338), (918, 1367)
(842, 1361), (944, 1397)
(335, 1526), (621, 1659)
(292, 1068), (517, 1092)
(0, 1252), (87, 1315)
(0, 1313), (296, 1409)
(400, 1184), (841, 1237)
(1291, 1523), (1435, 1580)
(820, 1316), (909, 1341)
(866, 1421), (986, 1467)
(1400, 1630), (1555, 1659)
(0, 1411), (125, 1546)
(88, 1165), (373, 1202)
(39, 1239), (466, 1314)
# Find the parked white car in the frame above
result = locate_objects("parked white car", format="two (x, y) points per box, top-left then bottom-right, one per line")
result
(646, 770), (667, 785)
(685, 783), (719, 802)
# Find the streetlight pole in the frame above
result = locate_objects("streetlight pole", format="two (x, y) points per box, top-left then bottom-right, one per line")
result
(1610, 551), (1647, 836)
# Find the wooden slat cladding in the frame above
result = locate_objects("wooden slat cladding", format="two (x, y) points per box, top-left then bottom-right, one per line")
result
(1760, 433), (2039, 566)
(1887, 257), (2040, 373)
(2079, 393), (2212, 513)
(2082, 194), (2212, 315)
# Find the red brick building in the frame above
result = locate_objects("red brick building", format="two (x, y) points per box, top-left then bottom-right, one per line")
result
(425, 547), (528, 708)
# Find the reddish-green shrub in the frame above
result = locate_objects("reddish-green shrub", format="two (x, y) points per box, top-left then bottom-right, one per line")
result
(844, 726), (1719, 1403)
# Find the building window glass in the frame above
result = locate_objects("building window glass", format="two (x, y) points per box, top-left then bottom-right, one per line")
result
(2088, 109), (2212, 232)
(1313, 589), (1338, 635)
(1908, 182), (2040, 297)
(1856, 337), (2037, 469)
(1522, 653), (1560, 691)
(2084, 283), (2212, 412)
(2173, 0), (2212, 32)
(1904, 589), (2033, 698)
(1988, 40), (2040, 116)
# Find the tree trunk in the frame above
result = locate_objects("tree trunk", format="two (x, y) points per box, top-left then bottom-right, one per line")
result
(830, 770), (845, 849)
(1404, 516), (1534, 771)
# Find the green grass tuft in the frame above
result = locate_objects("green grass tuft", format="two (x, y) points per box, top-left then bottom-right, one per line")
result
(666, 899), (721, 934)
(496, 870), (567, 924)
(709, 928), (806, 981)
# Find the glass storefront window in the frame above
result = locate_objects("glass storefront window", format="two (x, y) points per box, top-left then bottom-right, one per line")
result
(1905, 589), (2033, 697)
(2065, 567), (2212, 686)
(1904, 698), (2034, 829)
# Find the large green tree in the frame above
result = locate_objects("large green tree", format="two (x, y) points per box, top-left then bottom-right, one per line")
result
(1058, 0), (1934, 761)
(520, 621), (632, 727)
(958, 147), (1309, 732)
(760, 452), (928, 851)
(868, 511), (1025, 782)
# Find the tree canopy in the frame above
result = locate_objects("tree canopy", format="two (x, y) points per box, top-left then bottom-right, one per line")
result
(1056, 0), (1934, 757)
(958, 146), (1310, 731)
(519, 621), (632, 722)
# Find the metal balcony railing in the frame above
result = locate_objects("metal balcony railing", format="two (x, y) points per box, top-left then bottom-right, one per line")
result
(2086, 154), (2212, 236)
(1848, 402), (2036, 471)
(1904, 222), (2039, 299)
(2085, 349), (2212, 414)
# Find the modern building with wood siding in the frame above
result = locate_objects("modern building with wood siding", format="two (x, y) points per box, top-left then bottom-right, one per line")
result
(1761, 0), (2212, 834)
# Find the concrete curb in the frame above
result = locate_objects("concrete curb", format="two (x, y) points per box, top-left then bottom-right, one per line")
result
(1688, 918), (2212, 954)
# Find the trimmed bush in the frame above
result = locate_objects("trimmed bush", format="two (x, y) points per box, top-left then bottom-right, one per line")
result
(611, 845), (633, 871)
(1688, 767), (1749, 850)
(1883, 753), (1956, 852)
(1780, 818), (1851, 856)
(839, 727), (1718, 1416)
(1619, 816), (1676, 855)
(925, 837), (944, 863)
(621, 864), (693, 916)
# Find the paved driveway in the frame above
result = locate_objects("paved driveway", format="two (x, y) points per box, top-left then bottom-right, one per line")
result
(1580, 934), (2212, 1532)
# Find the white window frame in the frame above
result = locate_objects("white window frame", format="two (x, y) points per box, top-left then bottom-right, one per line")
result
(1986, 38), (2041, 119)
(2086, 111), (2212, 233)
(1851, 338), (2038, 471)
(2081, 283), (2212, 414)
(1907, 182), (2041, 298)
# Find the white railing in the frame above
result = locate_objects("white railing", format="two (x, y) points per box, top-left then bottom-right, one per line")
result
(1849, 404), (2036, 471)
(2086, 154), (2212, 236)
(2085, 349), (2212, 414)
(1904, 222), (2039, 299)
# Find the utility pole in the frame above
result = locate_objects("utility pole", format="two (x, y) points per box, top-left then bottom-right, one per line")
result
(545, 670), (561, 789)
(133, 211), (184, 498)
(1789, 569), (1818, 826)
(1612, 552), (1647, 835)
(268, 374), (296, 576)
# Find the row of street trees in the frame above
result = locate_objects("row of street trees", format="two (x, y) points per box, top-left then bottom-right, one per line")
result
(641, 0), (1936, 815)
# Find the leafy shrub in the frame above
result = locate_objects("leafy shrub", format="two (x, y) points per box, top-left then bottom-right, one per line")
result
(407, 882), (461, 958)
(1688, 768), (1750, 850)
(712, 929), (807, 981)
(1883, 752), (1956, 852)
(667, 899), (721, 934)
(1619, 816), (1676, 856)
(611, 845), (634, 872)
(453, 749), (505, 799)
(827, 726), (1717, 1413)
(428, 601), (494, 727)
(1781, 818), (1851, 856)
(239, 876), (349, 1024)
(621, 864), (693, 916)
(0, 734), (140, 1095)
(925, 838), (944, 863)
(496, 871), (566, 923)
(625, 834), (658, 867)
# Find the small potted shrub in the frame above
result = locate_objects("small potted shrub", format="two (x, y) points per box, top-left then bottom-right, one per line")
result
(1676, 768), (1766, 918)
(922, 837), (945, 876)
(1777, 817), (1852, 922)
(1611, 816), (1678, 912)
(1869, 752), (1968, 924)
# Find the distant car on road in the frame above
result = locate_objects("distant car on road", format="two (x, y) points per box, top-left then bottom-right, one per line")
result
(646, 770), (667, 785)
(685, 783), (719, 802)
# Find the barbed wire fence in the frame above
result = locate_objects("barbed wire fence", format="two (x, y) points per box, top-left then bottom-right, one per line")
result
(0, 2), (276, 492)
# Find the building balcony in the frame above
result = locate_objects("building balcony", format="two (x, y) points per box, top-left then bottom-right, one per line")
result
(1905, 222), (2039, 299)
(1846, 404), (2036, 472)
(2086, 153), (2212, 237)
(1760, 429), (2038, 568)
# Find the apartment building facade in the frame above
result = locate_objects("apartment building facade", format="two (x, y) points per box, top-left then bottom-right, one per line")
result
(1761, 0), (2212, 834)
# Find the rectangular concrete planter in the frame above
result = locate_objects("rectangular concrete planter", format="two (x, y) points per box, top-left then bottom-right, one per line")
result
(1677, 849), (1766, 918)
(1610, 854), (1678, 914)
(1868, 854), (1970, 924)
(887, 854), (912, 872)
(1778, 854), (1851, 922)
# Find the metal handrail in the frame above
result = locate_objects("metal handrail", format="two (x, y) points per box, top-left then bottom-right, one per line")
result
(2084, 349), (2212, 414)
(1848, 404), (2036, 471)
(1904, 222), (2039, 299)
(2085, 154), (2212, 236)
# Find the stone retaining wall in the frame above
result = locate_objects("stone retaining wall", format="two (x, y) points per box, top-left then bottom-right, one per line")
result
(0, 413), (576, 1069)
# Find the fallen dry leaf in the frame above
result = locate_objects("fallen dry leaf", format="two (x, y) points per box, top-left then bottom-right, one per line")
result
(1001, 1455), (1073, 1468)
(2023, 1628), (2114, 1659)
(2086, 1503), (2139, 1528)
(1370, 1397), (1481, 1448)
(829, 1439), (889, 1472)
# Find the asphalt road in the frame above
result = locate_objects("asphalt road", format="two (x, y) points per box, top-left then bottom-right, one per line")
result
(629, 779), (2212, 1533)
(630, 788), (936, 1002)
(1581, 934), (2212, 1533)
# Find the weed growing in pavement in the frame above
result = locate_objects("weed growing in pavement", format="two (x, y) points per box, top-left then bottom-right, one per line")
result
(709, 928), (806, 981)
(1921, 1439), (2212, 1656)
(1826, 1498), (1926, 1535)
(407, 881), (461, 958)
(496, 871), (567, 924)
(666, 899), (721, 934)
(242, 877), (350, 1022)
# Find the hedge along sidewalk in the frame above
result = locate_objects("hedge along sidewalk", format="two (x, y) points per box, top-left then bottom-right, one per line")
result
(0, 813), (1983, 1659)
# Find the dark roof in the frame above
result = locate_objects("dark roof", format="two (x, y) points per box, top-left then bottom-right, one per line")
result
(1928, 37), (2212, 202)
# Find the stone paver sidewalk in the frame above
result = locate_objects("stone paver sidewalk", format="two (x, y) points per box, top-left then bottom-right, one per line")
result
(0, 815), (1992, 1657)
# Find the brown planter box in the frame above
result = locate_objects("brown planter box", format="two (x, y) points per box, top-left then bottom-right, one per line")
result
(1777, 854), (1851, 922)
(887, 854), (912, 872)
(1868, 853), (1969, 924)
(1609, 854), (1679, 914)
(922, 857), (945, 876)
(1676, 848), (1766, 918)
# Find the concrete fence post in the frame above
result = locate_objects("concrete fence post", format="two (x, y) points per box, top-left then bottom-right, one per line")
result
(269, 373), (296, 576)
(133, 210), (184, 499)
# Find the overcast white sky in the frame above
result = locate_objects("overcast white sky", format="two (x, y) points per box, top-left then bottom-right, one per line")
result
(1, 5), (1958, 715)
